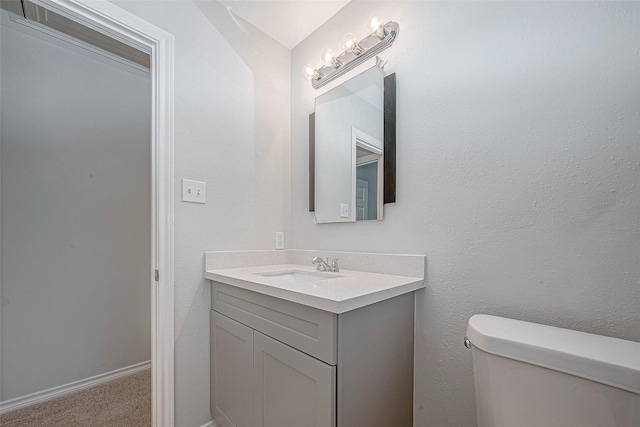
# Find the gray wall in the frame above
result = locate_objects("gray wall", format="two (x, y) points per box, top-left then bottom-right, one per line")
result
(108, 2), (291, 425)
(0, 15), (151, 400)
(291, 2), (640, 426)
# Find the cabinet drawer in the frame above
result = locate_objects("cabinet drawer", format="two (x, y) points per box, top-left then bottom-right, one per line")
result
(211, 282), (338, 365)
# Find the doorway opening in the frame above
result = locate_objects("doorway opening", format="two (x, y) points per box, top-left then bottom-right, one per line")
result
(0, 0), (174, 425)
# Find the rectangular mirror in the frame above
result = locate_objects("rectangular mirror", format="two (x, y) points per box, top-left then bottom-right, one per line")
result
(311, 66), (394, 223)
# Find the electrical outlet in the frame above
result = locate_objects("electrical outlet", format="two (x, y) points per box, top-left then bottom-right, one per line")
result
(340, 203), (349, 218)
(182, 179), (206, 204)
(275, 232), (285, 250)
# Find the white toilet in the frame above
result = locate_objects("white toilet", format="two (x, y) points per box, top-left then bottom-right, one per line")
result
(466, 315), (640, 427)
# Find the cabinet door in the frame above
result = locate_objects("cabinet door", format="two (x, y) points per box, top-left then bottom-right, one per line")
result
(254, 331), (336, 427)
(211, 311), (253, 427)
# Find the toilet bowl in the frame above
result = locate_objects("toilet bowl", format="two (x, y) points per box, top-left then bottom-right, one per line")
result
(466, 315), (640, 427)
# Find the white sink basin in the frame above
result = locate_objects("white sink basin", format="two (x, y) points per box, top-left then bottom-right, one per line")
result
(255, 270), (342, 284)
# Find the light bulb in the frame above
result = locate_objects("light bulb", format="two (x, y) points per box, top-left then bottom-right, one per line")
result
(342, 32), (363, 55)
(302, 63), (318, 81)
(367, 14), (385, 38)
(321, 49), (336, 67)
(342, 33), (358, 51)
(367, 14), (383, 31)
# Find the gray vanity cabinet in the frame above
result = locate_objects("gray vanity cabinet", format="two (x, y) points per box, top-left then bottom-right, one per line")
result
(210, 282), (414, 427)
(211, 311), (335, 427)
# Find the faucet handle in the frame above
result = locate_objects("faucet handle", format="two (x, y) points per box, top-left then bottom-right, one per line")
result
(330, 258), (341, 272)
(312, 256), (329, 271)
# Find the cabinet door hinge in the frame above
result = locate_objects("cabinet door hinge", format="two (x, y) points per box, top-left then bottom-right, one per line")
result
(155, 269), (160, 282)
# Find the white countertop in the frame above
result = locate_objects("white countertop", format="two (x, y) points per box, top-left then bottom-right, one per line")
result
(205, 264), (425, 314)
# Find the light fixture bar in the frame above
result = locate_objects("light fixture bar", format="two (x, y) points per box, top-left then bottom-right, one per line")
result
(311, 21), (399, 89)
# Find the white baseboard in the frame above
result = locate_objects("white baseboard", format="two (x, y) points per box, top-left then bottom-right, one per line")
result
(0, 360), (151, 414)
(200, 421), (219, 427)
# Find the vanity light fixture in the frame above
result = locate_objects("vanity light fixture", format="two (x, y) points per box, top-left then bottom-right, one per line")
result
(303, 17), (399, 89)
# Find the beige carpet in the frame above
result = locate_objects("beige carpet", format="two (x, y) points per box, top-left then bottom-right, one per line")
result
(0, 368), (151, 427)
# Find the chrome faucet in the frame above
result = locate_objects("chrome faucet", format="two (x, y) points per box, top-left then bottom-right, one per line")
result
(312, 256), (331, 271)
(312, 256), (340, 272)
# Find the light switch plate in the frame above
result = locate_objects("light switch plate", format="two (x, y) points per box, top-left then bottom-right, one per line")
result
(275, 232), (285, 250)
(340, 203), (349, 218)
(182, 179), (206, 204)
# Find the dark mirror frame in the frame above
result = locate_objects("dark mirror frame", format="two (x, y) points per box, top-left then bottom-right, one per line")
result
(309, 73), (396, 212)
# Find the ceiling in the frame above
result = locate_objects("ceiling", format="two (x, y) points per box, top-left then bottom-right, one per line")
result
(217, 0), (351, 49)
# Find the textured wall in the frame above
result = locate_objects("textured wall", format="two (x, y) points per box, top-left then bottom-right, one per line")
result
(109, 2), (291, 425)
(291, 2), (640, 426)
(1, 16), (151, 399)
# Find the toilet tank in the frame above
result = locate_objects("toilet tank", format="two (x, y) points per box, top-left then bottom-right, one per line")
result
(467, 315), (640, 427)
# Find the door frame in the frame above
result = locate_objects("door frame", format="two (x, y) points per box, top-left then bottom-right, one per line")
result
(30, 0), (176, 425)
(351, 127), (384, 221)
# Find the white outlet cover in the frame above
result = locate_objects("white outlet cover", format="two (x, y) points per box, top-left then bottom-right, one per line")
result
(340, 203), (349, 218)
(182, 179), (206, 204)
(275, 232), (285, 250)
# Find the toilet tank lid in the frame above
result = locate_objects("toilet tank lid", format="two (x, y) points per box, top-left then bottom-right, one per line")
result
(467, 315), (640, 394)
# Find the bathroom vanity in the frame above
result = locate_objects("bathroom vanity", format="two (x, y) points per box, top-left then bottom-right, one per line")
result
(205, 250), (425, 427)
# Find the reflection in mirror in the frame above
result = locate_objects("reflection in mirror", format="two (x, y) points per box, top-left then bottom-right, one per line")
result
(314, 66), (384, 223)
(354, 129), (383, 220)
